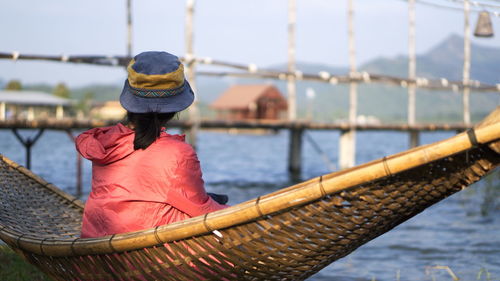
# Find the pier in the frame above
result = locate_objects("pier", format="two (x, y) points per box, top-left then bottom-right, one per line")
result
(0, 117), (472, 193)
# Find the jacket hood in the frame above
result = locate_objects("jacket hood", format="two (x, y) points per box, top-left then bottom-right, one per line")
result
(76, 123), (135, 165)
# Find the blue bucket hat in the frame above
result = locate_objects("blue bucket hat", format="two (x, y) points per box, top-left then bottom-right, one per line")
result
(119, 51), (194, 113)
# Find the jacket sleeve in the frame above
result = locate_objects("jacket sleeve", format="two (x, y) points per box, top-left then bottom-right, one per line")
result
(166, 146), (229, 218)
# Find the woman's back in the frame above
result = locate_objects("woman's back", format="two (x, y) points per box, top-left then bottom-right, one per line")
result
(76, 123), (226, 238)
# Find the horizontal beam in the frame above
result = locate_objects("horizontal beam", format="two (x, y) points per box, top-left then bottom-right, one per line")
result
(1, 52), (499, 93)
(0, 118), (471, 132)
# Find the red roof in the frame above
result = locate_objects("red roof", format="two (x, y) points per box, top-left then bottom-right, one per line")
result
(211, 84), (285, 109)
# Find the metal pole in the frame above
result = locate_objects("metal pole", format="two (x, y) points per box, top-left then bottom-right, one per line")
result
(287, 0), (297, 121)
(126, 0), (133, 58)
(463, 0), (471, 125)
(340, 0), (357, 169)
(185, 0), (199, 148)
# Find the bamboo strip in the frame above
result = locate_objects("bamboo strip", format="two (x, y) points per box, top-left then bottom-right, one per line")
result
(0, 155), (84, 209)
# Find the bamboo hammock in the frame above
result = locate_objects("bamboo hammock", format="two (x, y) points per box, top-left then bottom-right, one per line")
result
(0, 108), (499, 281)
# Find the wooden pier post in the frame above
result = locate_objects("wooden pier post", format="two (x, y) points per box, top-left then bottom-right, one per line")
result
(288, 127), (303, 180)
(339, 129), (355, 169)
(287, 0), (297, 121)
(185, 0), (200, 149)
(286, 0), (300, 179)
(126, 0), (133, 58)
(76, 153), (82, 198)
(463, 0), (471, 126)
(408, 0), (418, 148)
(339, 0), (357, 170)
(56, 105), (64, 120)
(0, 102), (5, 121)
(66, 130), (83, 198)
(11, 129), (45, 170)
(409, 130), (420, 148)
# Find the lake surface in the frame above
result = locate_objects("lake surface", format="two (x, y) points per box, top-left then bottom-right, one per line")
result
(0, 128), (498, 281)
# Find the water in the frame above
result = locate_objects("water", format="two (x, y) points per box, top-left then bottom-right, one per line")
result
(1, 129), (499, 281)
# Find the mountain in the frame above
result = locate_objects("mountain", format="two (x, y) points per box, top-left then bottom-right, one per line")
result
(361, 34), (500, 84)
(71, 84), (122, 102)
(268, 61), (348, 76)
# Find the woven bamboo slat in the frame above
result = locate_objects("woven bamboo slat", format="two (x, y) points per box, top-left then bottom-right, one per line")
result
(0, 107), (499, 281)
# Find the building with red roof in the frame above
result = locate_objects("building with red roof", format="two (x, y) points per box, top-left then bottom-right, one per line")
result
(211, 84), (288, 120)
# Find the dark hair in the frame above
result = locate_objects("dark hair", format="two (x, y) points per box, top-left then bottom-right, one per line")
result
(127, 112), (176, 150)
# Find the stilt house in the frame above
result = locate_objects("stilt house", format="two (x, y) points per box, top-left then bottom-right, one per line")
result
(0, 90), (72, 120)
(211, 84), (287, 120)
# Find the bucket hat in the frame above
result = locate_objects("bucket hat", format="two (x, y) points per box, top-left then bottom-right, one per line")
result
(120, 51), (194, 113)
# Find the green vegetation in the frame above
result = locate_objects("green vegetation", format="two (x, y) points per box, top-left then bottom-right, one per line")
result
(0, 245), (51, 281)
(52, 82), (71, 99)
(477, 267), (494, 281)
(5, 80), (22, 91)
(75, 91), (95, 115)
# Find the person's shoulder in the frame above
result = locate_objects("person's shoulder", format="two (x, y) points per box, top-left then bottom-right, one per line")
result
(156, 134), (195, 155)
(77, 123), (130, 138)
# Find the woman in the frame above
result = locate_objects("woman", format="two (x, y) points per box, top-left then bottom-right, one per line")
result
(76, 51), (228, 238)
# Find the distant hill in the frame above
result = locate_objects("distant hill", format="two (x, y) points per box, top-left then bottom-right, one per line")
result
(71, 84), (122, 102)
(15, 83), (122, 103)
(24, 84), (56, 94)
(268, 61), (348, 76)
(361, 34), (500, 84)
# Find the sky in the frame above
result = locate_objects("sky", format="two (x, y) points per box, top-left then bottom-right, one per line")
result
(1, 0), (499, 87)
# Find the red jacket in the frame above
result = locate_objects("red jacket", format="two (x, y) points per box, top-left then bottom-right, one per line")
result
(76, 123), (227, 238)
